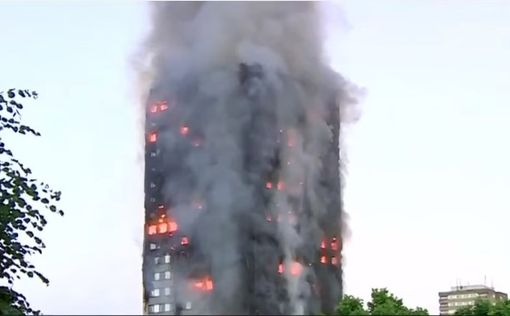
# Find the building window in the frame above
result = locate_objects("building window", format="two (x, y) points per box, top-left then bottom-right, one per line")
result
(149, 243), (157, 250)
(164, 254), (171, 263)
(154, 272), (160, 281)
(151, 289), (160, 297)
(185, 302), (192, 310)
(164, 287), (171, 296)
(149, 304), (160, 313)
(164, 271), (171, 279)
(164, 304), (171, 312)
(154, 256), (160, 264)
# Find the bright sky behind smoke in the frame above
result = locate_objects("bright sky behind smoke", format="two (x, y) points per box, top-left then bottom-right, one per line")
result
(0, 1), (509, 314)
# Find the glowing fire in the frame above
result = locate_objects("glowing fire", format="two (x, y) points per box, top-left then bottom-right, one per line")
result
(181, 236), (189, 245)
(290, 261), (303, 276)
(320, 255), (327, 264)
(168, 220), (178, 233)
(193, 276), (214, 291)
(148, 132), (157, 143)
(148, 225), (157, 235)
(180, 125), (189, 136)
(278, 261), (303, 276)
(331, 256), (338, 265)
(148, 215), (178, 235)
(158, 223), (168, 234)
(265, 182), (273, 189)
(149, 100), (169, 113)
(331, 237), (338, 251)
(320, 239), (327, 249)
(277, 181), (285, 191)
(159, 100), (169, 111)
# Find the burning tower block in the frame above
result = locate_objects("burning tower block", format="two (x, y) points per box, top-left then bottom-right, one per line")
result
(141, 2), (351, 315)
(143, 62), (343, 315)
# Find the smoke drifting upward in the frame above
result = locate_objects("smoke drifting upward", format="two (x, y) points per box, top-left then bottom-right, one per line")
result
(138, 2), (357, 315)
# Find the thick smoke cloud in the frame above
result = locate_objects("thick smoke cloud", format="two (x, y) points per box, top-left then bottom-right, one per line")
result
(138, 2), (357, 315)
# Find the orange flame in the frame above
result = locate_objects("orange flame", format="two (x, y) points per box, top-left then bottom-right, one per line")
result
(331, 237), (338, 251)
(278, 261), (303, 276)
(290, 262), (303, 276)
(158, 223), (168, 234)
(180, 125), (189, 136)
(148, 225), (157, 235)
(159, 100), (169, 111)
(193, 276), (214, 291)
(148, 132), (157, 143)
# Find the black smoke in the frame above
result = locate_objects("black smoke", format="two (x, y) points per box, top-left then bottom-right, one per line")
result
(138, 2), (357, 315)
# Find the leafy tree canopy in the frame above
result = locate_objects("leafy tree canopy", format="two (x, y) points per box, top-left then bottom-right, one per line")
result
(335, 288), (429, 316)
(0, 89), (64, 314)
(454, 297), (510, 316)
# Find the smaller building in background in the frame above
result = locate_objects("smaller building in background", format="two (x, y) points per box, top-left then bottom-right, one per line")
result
(439, 284), (508, 315)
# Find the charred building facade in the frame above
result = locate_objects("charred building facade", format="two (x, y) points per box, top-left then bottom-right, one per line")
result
(142, 62), (344, 315)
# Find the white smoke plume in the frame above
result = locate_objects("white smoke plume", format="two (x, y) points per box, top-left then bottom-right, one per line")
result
(136, 2), (358, 315)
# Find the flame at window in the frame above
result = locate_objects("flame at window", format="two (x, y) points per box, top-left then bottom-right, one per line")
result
(148, 225), (157, 235)
(320, 255), (327, 264)
(148, 216), (178, 235)
(149, 100), (169, 113)
(158, 223), (168, 234)
(180, 125), (189, 136)
(181, 236), (189, 245)
(192, 276), (214, 292)
(159, 100), (169, 111)
(278, 261), (303, 276)
(265, 182), (273, 189)
(148, 132), (157, 143)
(277, 181), (285, 191)
(331, 237), (338, 251)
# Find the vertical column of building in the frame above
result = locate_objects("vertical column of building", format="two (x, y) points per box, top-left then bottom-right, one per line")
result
(144, 99), (179, 315)
(143, 92), (214, 315)
(314, 97), (343, 314)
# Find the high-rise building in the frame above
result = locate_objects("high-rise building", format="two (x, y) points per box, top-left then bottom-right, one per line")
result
(142, 63), (343, 315)
(439, 284), (508, 315)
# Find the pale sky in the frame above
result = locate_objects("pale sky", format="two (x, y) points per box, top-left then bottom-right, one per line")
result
(1, 1), (509, 314)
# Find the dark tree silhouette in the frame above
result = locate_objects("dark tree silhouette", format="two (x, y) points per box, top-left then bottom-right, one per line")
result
(0, 89), (64, 314)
